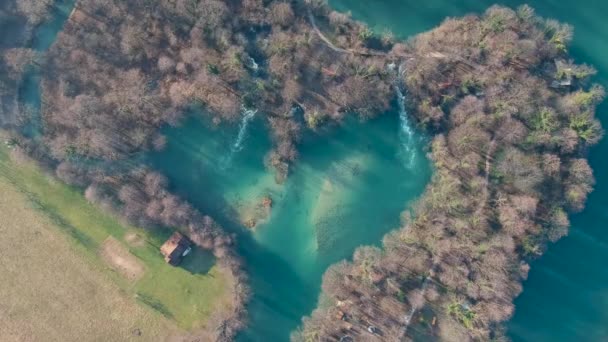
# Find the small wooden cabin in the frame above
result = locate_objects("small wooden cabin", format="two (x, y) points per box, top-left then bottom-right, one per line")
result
(160, 232), (192, 266)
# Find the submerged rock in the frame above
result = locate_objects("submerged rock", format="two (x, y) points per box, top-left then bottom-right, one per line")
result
(237, 194), (274, 230)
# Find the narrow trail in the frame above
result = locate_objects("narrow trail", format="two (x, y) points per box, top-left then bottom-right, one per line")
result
(307, 9), (352, 54)
(307, 9), (398, 58)
(475, 139), (496, 217)
(306, 8), (484, 72)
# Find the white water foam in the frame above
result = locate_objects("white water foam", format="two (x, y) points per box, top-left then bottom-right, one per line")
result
(220, 107), (257, 169)
(395, 66), (417, 169)
(247, 57), (259, 73)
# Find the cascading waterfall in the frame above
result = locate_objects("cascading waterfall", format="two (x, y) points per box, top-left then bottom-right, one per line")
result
(400, 260), (441, 339)
(232, 108), (257, 153)
(395, 65), (417, 168)
(402, 272), (433, 334)
(220, 107), (257, 169)
(395, 63), (427, 337)
(247, 56), (259, 73)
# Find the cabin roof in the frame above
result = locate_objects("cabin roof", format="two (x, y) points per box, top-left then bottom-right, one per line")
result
(160, 232), (191, 266)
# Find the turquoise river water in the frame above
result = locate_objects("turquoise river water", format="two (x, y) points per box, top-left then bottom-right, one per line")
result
(328, 1), (608, 342)
(17, 1), (608, 341)
(150, 109), (431, 341)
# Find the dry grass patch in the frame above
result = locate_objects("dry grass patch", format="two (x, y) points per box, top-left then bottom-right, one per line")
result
(125, 231), (146, 247)
(0, 142), (235, 332)
(100, 237), (145, 282)
(0, 179), (181, 341)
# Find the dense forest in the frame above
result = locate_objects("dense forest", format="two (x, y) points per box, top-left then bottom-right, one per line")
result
(296, 5), (603, 342)
(0, 0), (399, 340)
(1, 0), (603, 341)
(38, 0), (397, 182)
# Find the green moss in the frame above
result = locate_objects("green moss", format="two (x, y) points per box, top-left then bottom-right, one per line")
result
(305, 111), (327, 129)
(229, 52), (242, 69)
(522, 236), (541, 256)
(532, 108), (558, 133)
(358, 26), (374, 41)
(447, 302), (477, 329)
(569, 112), (601, 142)
(396, 290), (406, 302)
(571, 88), (604, 108)
(460, 77), (480, 94)
(484, 14), (506, 33)
(550, 35), (567, 52)
(206, 63), (220, 75)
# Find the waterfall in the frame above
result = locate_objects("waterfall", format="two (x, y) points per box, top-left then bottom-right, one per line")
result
(400, 261), (441, 338)
(247, 56), (259, 73)
(403, 306), (416, 331)
(232, 107), (257, 153)
(402, 273), (433, 334)
(395, 63), (427, 338)
(220, 107), (257, 169)
(395, 65), (417, 168)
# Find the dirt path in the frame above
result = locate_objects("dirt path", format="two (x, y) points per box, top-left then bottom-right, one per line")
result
(306, 9), (485, 71)
(307, 9), (353, 54)
(307, 9), (394, 58)
(475, 139), (497, 217)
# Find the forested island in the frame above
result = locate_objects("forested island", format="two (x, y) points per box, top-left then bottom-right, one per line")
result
(0, 0), (603, 341)
(296, 5), (603, 342)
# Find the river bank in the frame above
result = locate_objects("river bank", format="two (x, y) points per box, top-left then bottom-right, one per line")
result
(149, 107), (431, 341)
(330, 1), (608, 340)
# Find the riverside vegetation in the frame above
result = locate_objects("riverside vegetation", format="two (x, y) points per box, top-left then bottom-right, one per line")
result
(1, 0), (398, 339)
(0, 1), (603, 341)
(296, 5), (603, 342)
(0, 172), (180, 341)
(0, 141), (233, 340)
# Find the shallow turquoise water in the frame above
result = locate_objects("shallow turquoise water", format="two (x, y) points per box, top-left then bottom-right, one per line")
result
(18, 2), (430, 340)
(150, 109), (431, 341)
(329, 0), (608, 341)
(21, 1), (608, 341)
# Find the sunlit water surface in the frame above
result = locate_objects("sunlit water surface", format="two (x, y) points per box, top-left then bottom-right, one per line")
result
(21, 0), (608, 341)
(329, 0), (608, 340)
(150, 110), (431, 341)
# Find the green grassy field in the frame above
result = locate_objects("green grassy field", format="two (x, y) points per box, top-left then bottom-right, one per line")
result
(0, 177), (181, 340)
(0, 142), (232, 332)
